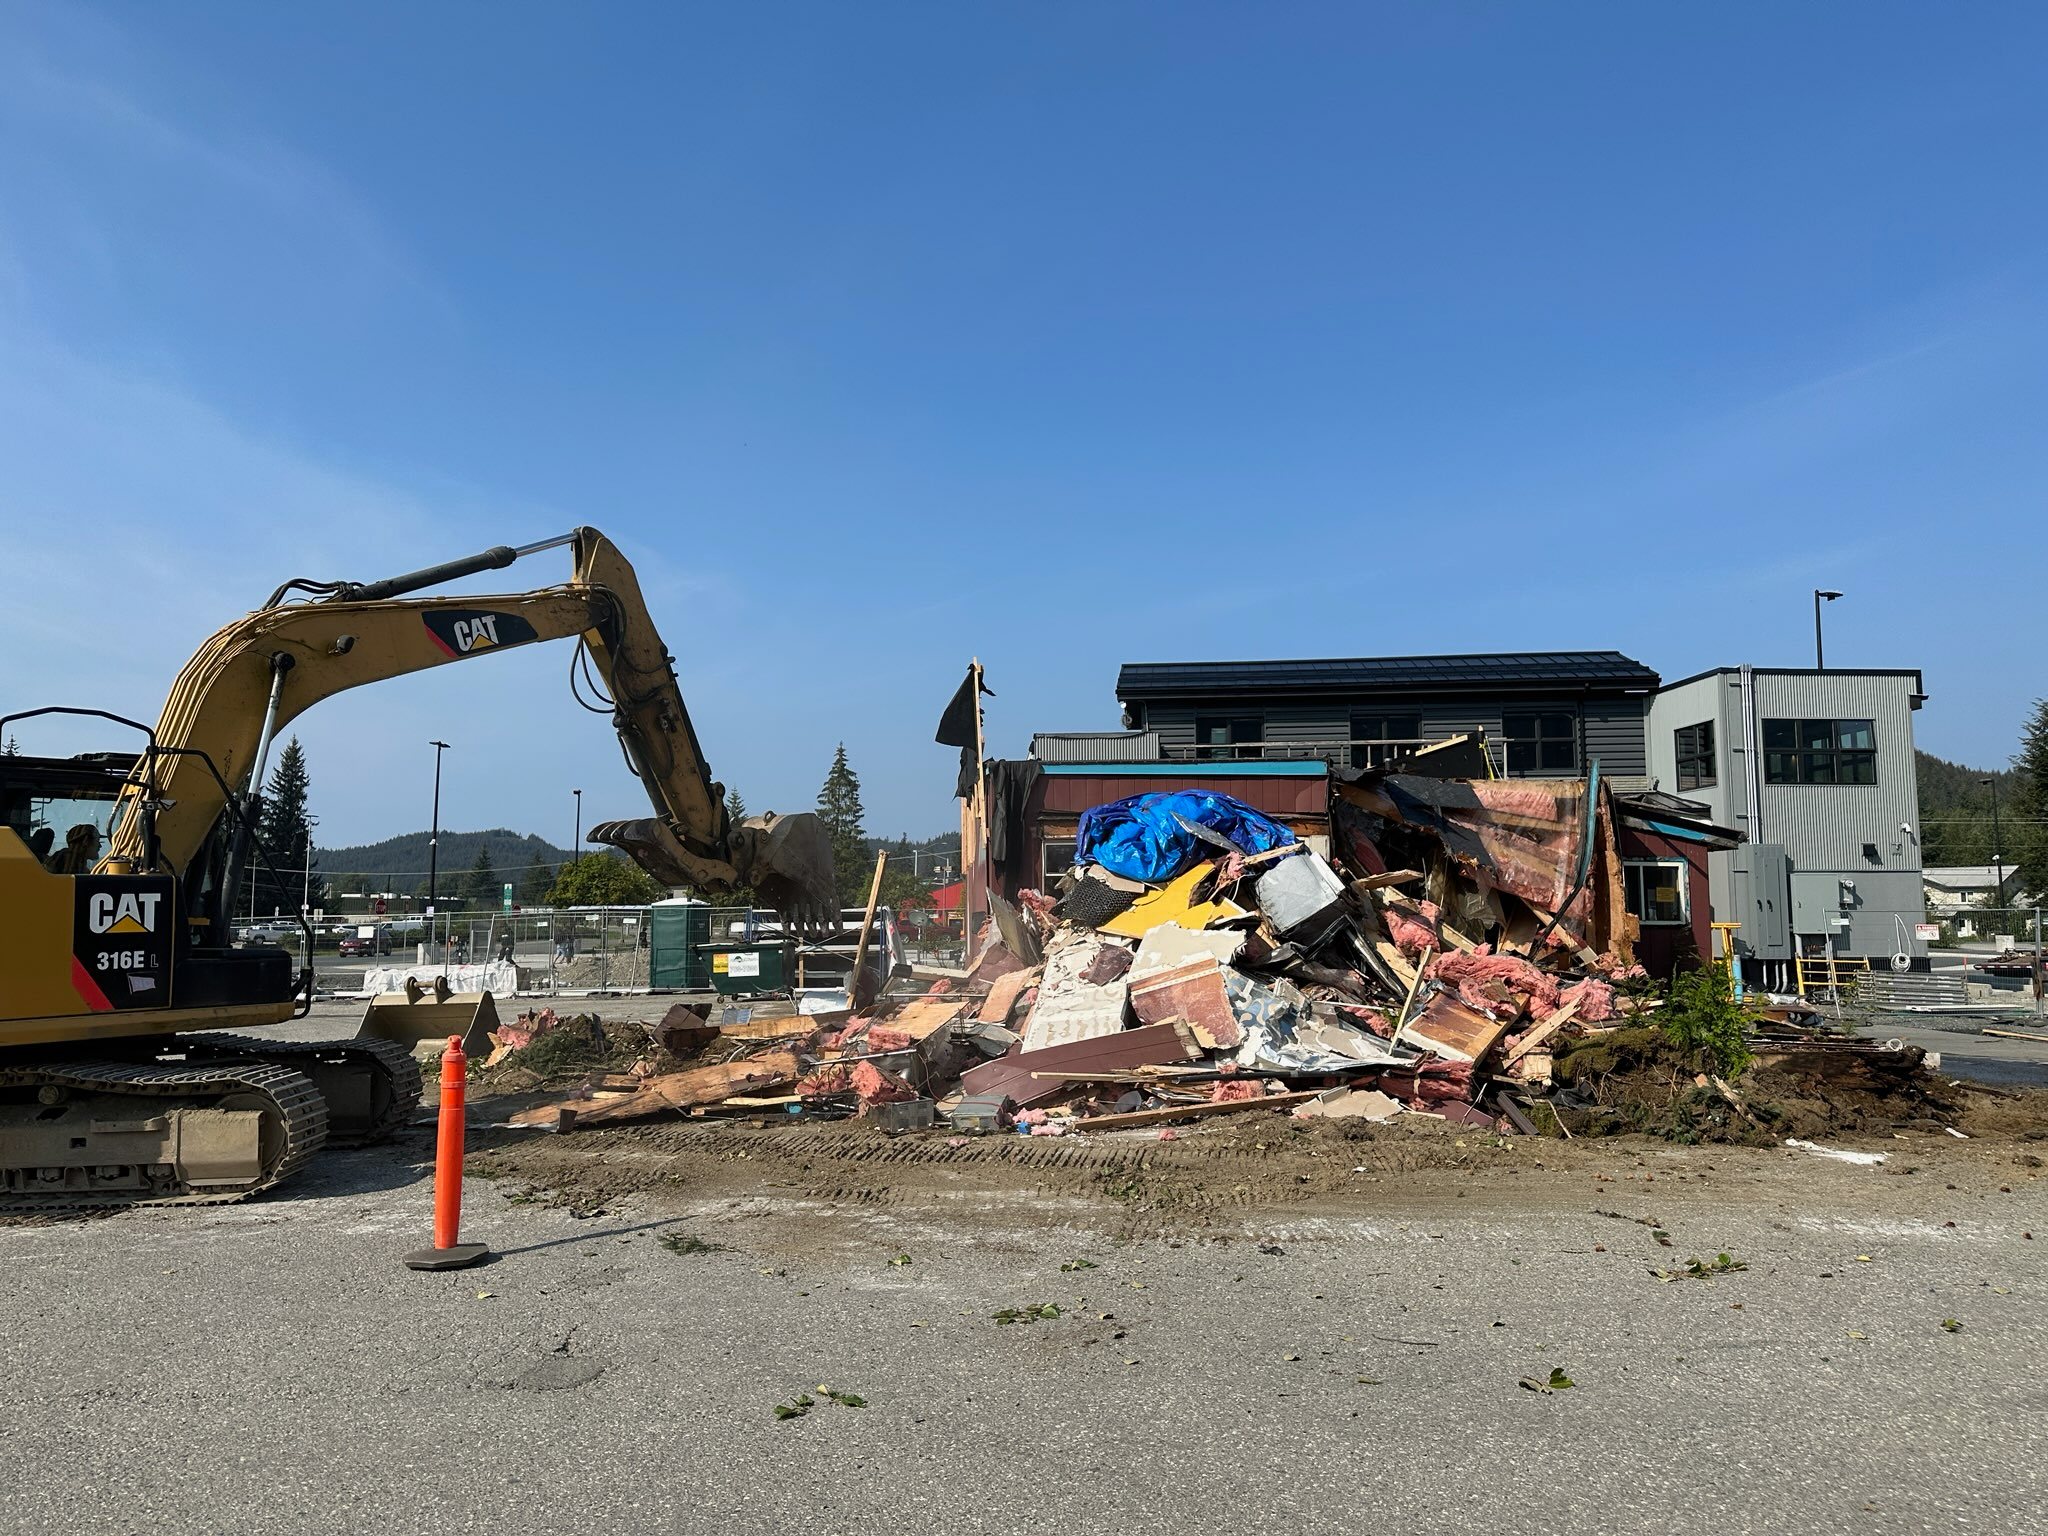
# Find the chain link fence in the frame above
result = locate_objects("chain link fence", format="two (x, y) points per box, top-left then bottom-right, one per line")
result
(1933, 904), (2046, 1017)
(340, 900), (968, 998)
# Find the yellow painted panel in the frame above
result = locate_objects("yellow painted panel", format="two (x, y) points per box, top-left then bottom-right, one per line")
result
(1097, 862), (1248, 939)
(0, 825), (91, 1033)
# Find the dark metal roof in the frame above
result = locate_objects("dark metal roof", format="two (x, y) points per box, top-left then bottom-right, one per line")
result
(1117, 651), (1659, 698)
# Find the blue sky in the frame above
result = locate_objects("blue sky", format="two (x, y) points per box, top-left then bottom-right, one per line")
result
(2, 2), (2043, 848)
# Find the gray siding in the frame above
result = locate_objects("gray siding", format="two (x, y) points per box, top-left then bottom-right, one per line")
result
(1651, 669), (1926, 960)
(1030, 731), (1162, 762)
(1752, 672), (1923, 880)
(1582, 696), (1649, 778)
(1140, 692), (1647, 775)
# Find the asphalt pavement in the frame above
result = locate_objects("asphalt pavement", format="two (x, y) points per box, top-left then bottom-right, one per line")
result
(5, 1123), (2045, 1535)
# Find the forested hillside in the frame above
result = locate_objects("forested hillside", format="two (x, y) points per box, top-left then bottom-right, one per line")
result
(317, 829), (573, 897)
(1915, 751), (2019, 868)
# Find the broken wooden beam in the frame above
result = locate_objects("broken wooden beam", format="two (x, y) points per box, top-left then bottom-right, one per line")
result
(1072, 1089), (1324, 1132)
(510, 1048), (803, 1128)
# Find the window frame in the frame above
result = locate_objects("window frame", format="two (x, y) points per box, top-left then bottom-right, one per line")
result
(1348, 711), (1422, 771)
(1501, 710), (1579, 776)
(1623, 858), (1691, 927)
(1674, 720), (1716, 791)
(1192, 713), (1263, 761)
(1041, 836), (1079, 890)
(1761, 718), (1877, 786)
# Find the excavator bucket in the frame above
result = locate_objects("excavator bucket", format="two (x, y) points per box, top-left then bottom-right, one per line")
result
(730, 810), (839, 931)
(590, 810), (839, 933)
(359, 976), (501, 1060)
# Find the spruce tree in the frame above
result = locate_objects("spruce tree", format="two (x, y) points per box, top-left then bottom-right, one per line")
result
(724, 785), (748, 826)
(2014, 698), (2048, 897)
(251, 737), (326, 915)
(464, 842), (499, 909)
(816, 743), (869, 910)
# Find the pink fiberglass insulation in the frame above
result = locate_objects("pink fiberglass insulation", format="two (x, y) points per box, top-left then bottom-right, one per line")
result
(1557, 977), (1617, 1023)
(851, 1060), (917, 1106)
(1465, 781), (1571, 820)
(1212, 1078), (1264, 1103)
(1428, 949), (1562, 1017)
(1378, 1057), (1475, 1105)
(1385, 899), (1442, 955)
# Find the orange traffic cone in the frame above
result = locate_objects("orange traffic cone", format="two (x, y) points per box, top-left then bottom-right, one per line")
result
(403, 1035), (490, 1271)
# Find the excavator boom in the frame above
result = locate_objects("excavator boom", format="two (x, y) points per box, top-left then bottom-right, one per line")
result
(106, 528), (837, 929)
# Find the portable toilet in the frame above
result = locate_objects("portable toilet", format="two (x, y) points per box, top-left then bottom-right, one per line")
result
(648, 897), (712, 990)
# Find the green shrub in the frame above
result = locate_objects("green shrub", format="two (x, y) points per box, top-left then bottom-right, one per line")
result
(1660, 962), (1757, 1078)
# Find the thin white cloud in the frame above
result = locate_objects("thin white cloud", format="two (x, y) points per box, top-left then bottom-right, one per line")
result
(0, 7), (423, 296)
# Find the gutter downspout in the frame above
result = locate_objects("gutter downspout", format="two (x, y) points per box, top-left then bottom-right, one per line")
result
(1738, 664), (1761, 847)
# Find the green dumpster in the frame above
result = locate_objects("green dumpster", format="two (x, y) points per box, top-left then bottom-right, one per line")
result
(707, 941), (792, 996)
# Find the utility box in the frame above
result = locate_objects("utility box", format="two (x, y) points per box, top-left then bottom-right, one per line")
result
(1730, 843), (1791, 960)
(648, 898), (712, 991)
(707, 941), (792, 996)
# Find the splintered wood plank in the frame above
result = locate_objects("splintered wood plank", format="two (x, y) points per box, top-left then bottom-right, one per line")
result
(882, 997), (968, 1040)
(1399, 992), (1512, 1065)
(1504, 999), (1580, 1066)
(1073, 1090), (1323, 1132)
(511, 1049), (802, 1128)
(976, 968), (1037, 1025)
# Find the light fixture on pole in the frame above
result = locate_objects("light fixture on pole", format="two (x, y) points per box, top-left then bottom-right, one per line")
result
(1813, 589), (1842, 669)
(1981, 776), (2006, 916)
(427, 740), (451, 914)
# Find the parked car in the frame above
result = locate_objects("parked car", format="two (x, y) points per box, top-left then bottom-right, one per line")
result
(338, 926), (392, 959)
(235, 920), (300, 946)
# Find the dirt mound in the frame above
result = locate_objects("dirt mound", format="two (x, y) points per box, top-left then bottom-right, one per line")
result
(474, 1012), (644, 1091)
(1552, 1025), (1973, 1143)
(1958, 1086), (2048, 1142)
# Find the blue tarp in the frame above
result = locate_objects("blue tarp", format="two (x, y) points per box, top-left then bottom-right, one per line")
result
(1075, 790), (1296, 884)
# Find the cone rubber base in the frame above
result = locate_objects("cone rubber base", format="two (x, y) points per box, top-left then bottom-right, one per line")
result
(403, 1242), (490, 1271)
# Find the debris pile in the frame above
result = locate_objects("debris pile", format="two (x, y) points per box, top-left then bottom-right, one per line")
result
(486, 776), (1945, 1143)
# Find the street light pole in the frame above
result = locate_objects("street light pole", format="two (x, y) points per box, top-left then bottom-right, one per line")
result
(573, 788), (582, 864)
(1813, 589), (1842, 669)
(1982, 776), (2006, 922)
(427, 740), (451, 914)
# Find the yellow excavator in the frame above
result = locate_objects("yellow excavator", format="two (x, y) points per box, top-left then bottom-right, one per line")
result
(0, 528), (835, 1210)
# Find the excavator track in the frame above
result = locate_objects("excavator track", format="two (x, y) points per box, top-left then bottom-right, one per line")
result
(199, 1033), (424, 1146)
(0, 1056), (328, 1213)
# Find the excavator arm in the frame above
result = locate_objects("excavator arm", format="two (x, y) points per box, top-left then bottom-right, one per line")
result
(104, 528), (836, 929)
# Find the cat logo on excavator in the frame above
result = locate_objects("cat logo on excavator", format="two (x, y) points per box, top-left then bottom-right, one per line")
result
(89, 891), (161, 934)
(422, 609), (540, 659)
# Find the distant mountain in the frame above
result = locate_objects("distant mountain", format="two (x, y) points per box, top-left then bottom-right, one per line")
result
(316, 828), (577, 896)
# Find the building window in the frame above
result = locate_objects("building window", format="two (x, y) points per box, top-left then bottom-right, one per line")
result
(1762, 719), (1876, 785)
(1624, 859), (1689, 926)
(1193, 714), (1263, 760)
(1349, 712), (1421, 770)
(1674, 721), (1715, 791)
(1502, 711), (1578, 775)
(1041, 838), (1078, 889)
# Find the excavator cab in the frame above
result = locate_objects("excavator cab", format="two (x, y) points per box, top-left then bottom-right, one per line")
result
(0, 740), (306, 1048)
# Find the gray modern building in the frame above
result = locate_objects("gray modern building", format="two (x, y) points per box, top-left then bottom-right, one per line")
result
(1116, 652), (1661, 779)
(1644, 667), (1928, 981)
